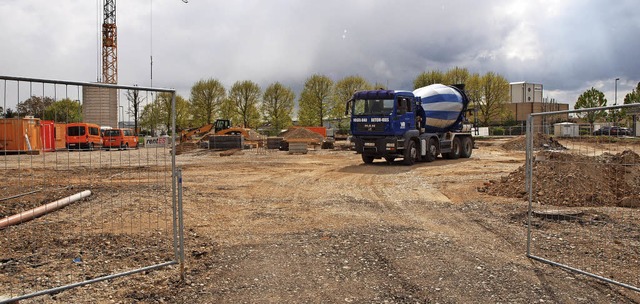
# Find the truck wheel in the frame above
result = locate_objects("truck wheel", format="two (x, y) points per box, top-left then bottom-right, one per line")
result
(362, 154), (375, 164)
(460, 136), (473, 158)
(402, 140), (417, 165)
(89, 143), (94, 151)
(425, 138), (438, 162)
(444, 137), (461, 159)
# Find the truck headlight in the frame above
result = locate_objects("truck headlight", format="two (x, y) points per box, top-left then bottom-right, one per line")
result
(364, 142), (375, 147)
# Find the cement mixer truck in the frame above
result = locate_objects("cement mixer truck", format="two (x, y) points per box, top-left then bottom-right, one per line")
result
(345, 84), (474, 165)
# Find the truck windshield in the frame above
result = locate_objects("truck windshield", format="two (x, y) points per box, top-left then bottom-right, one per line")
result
(353, 99), (394, 116)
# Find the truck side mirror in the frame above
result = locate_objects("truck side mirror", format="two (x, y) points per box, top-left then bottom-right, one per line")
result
(345, 99), (352, 116)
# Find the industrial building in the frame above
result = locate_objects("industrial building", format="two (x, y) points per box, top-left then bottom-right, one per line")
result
(506, 82), (569, 128)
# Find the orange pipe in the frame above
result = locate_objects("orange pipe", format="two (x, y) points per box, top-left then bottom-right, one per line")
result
(0, 190), (92, 229)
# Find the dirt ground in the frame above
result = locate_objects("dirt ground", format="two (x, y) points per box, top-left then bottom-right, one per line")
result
(2, 137), (640, 303)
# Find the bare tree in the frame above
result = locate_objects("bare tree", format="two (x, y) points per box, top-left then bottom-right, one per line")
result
(126, 85), (146, 135)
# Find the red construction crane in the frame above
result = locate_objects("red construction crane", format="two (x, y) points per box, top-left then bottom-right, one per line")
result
(101, 0), (117, 84)
(100, 0), (188, 85)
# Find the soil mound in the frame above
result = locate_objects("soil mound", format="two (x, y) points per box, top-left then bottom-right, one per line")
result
(501, 133), (566, 151)
(279, 127), (324, 142)
(175, 141), (198, 155)
(481, 150), (640, 208)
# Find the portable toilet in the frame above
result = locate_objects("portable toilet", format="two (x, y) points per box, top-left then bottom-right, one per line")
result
(0, 117), (42, 154)
(54, 123), (67, 150)
(40, 120), (56, 152)
(553, 122), (579, 137)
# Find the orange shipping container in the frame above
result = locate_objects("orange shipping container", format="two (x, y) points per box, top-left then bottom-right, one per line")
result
(0, 117), (42, 154)
(302, 126), (327, 138)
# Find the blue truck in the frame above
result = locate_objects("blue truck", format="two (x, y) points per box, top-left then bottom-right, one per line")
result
(346, 83), (474, 165)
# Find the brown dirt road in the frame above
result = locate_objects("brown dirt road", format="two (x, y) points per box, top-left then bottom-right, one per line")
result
(164, 139), (640, 303)
(2, 138), (640, 303)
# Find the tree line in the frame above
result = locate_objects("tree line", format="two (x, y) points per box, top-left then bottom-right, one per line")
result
(135, 67), (515, 134)
(4, 69), (639, 134)
(574, 82), (640, 129)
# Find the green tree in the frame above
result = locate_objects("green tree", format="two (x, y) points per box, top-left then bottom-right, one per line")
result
(444, 66), (470, 85)
(465, 73), (483, 125)
(574, 87), (607, 129)
(16, 96), (55, 118)
(189, 78), (226, 126)
(140, 101), (162, 136)
(4, 108), (16, 118)
(413, 70), (444, 89)
(332, 75), (372, 131)
(125, 86), (146, 135)
(261, 82), (295, 134)
(219, 97), (238, 125)
(622, 82), (640, 122)
(175, 95), (191, 131)
(624, 82), (640, 105)
(298, 74), (333, 126)
(140, 92), (189, 135)
(228, 80), (262, 128)
(43, 98), (82, 122)
(157, 92), (174, 133)
(477, 72), (509, 126)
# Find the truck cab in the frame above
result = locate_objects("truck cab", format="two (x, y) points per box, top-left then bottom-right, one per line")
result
(347, 90), (420, 164)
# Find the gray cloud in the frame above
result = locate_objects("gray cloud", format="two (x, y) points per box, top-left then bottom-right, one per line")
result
(1, 0), (639, 110)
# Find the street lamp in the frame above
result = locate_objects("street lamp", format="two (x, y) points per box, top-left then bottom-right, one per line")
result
(119, 105), (124, 128)
(614, 78), (620, 105)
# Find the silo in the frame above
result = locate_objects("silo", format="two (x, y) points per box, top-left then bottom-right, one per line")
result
(82, 86), (118, 128)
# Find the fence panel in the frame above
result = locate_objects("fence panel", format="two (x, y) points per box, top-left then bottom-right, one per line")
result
(526, 104), (640, 292)
(0, 76), (183, 303)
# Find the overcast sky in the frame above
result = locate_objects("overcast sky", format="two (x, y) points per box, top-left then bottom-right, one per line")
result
(1, 0), (639, 110)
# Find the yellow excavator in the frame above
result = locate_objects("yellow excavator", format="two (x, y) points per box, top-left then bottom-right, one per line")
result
(180, 119), (231, 142)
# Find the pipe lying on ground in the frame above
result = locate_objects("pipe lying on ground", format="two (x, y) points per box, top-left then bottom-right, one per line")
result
(0, 190), (92, 229)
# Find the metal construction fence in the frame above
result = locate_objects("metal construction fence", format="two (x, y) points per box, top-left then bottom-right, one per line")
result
(0, 76), (184, 303)
(526, 104), (640, 292)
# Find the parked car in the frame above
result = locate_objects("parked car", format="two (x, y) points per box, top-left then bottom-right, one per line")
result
(593, 126), (632, 136)
(102, 128), (138, 150)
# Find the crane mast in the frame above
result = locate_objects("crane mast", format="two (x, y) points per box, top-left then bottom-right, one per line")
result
(102, 0), (117, 84)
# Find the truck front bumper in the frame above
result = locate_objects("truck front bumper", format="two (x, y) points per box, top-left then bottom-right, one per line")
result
(352, 137), (401, 157)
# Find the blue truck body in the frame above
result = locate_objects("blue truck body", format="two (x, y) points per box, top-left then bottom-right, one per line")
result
(347, 84), (474, 165)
